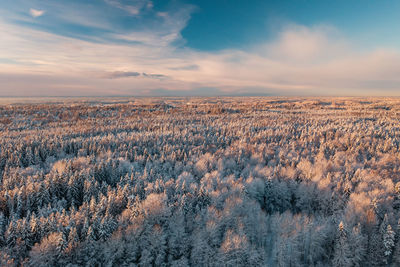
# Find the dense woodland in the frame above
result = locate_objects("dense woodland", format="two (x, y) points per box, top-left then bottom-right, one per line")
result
(0, 97), (400, 266)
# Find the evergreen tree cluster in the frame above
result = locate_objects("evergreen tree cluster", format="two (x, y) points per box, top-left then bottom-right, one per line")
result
(0, 97), (399, 266)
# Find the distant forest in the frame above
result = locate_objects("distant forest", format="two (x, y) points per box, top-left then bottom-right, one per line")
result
(0, 97), (399, 266)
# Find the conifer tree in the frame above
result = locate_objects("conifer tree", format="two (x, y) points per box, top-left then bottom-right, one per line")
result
(383, 224), (395, 264)
(332, 221), (351, 267)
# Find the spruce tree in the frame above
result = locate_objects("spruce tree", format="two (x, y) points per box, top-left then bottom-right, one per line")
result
(332, 221), (351, 267)
(383, 224), (395, 265)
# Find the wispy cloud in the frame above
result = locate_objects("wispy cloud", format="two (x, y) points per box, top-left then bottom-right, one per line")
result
(142, 73), (168, 79)
(169, 64), (199, 71)
(104, 0), (152, 15)
(1, 2), (400, 96)
(103, 71), (141, 79)
(102, 71), (168, 79)
(29, 8), (45, 18)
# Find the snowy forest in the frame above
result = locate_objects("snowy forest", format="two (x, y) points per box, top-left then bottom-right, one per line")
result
(0, 97), (400, 266)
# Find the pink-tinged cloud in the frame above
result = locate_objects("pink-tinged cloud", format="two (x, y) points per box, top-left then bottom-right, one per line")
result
(29, 8), (45, 18)
(1, 18), (400, 96)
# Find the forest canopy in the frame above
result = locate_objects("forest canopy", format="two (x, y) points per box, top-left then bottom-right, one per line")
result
(0, 97), (399, 266)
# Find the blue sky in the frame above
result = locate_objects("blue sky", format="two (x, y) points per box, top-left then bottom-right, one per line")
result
(1, 0), (400, 96)
(183, 0), (400, 51)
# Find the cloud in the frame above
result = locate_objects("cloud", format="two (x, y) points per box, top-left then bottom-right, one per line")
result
(2, 2), (400, 97)
(142, 73), (168, 79)
(104, 0), (151, 15)
(103, 71), (140, 79)
(262, 25), (350, 63)
(29, 8), (45, 18)
(169, 64), (199, 71)
(110, 3), (196, 47)
(146, 2), (154, 9)
(102, 71), (168, 79)
(157, 12), (168, 18)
